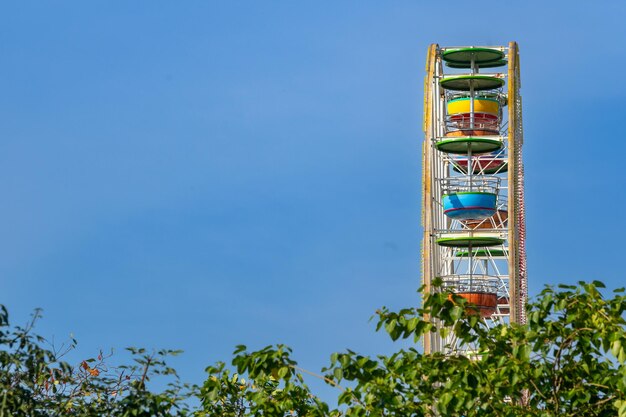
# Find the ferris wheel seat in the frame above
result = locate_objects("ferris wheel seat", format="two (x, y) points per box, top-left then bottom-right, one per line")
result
(462, 210), (508, 230)
(435, 136), (503, 155)
(441, 274), (500, 317)
(440, 75), (505, 91)
(454, 248), (507, 258)
(450, 292), (498, 318)
(436, 235), (505, 248)
(448, 113), (500, 131)
(447, 97), (499, 117)
(443, 192), (497, 220)
(452, 157), (508, 174)
(449, 113), (498, 122)
(442, 47), (505, 65)
(497, 297), (510, 314)
(445, 129), (500, 137)
(445, 207), (497, 220)
(446, 59), (507, 69)
(448, 92), (507, 106)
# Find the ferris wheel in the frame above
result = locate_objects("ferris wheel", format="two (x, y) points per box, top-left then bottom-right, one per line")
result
(421, 43), (527, 354)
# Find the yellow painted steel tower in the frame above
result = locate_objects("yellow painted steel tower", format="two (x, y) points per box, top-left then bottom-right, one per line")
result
(421, 43), (527, 354)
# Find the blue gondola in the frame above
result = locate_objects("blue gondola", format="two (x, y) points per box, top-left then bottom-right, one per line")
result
(442, 192), (497, 220)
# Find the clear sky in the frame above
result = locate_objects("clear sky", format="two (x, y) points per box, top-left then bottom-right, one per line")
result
(2, 0), (625, 396)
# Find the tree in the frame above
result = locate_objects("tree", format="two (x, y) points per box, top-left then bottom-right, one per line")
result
(200, 281), (626, 416)
(0, 306), (192, 416)
(1, 281), (625, 416)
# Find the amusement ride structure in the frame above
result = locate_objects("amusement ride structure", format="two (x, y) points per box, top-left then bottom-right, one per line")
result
(421, 43), (527, 354)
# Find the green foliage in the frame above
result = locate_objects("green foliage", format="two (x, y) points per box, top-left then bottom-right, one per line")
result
(198, 281), (626, 416)
(1, 281), (625, 416)
(198, 348), (331, 417)
(0, 307), (192, 416)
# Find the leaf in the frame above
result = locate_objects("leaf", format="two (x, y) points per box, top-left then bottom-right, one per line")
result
(234, 345), (247, 354)
(385, 319), (397, 335)
(519, 344), (531, 361)
(591, 280), (606, 289)
(611, 339), (622, 359)
(619, 346), (626, 364)
(466, 373), (478, 388)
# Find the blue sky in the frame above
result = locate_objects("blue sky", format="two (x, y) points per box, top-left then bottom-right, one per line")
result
(1, 0), (625, 396)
